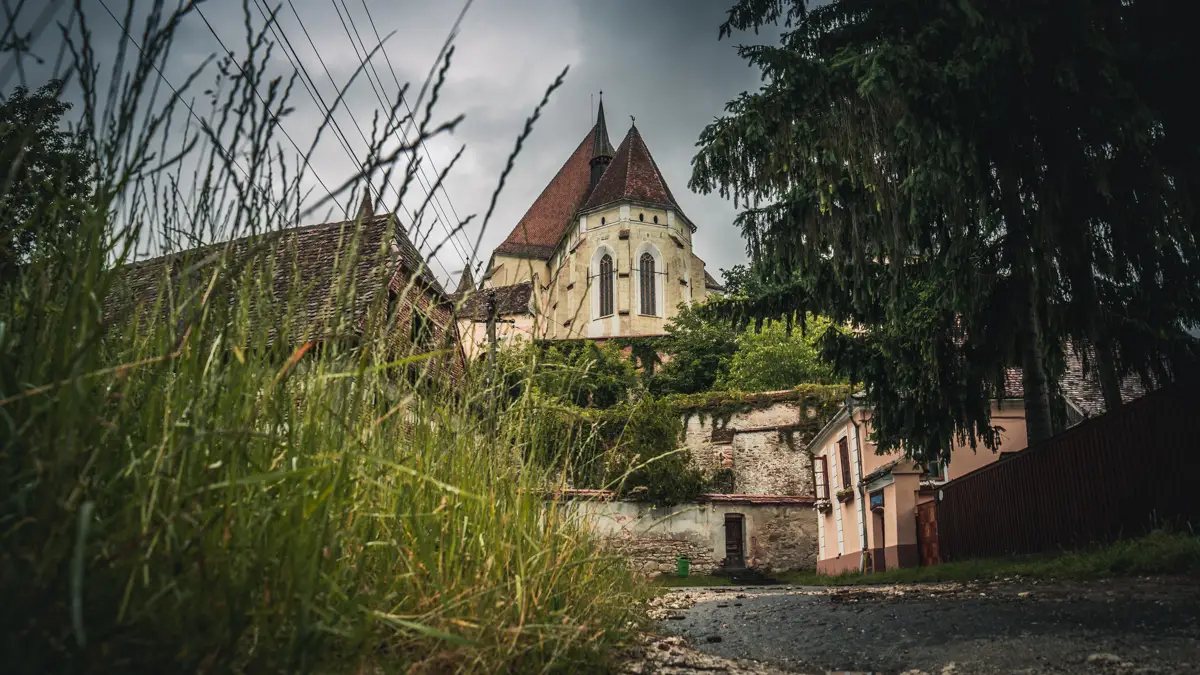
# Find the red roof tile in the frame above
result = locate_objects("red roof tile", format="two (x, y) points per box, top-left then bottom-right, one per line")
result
(495, 127), (597, 260)
(583, 125), (690, 229)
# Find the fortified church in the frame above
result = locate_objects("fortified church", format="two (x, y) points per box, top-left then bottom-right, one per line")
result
(455, 98), (724, 355)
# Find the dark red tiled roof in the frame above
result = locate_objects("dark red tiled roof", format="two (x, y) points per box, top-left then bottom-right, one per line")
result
(453, 281), (534, 320)
(583, 125), (691, 230)
(495, 127), (597, 260)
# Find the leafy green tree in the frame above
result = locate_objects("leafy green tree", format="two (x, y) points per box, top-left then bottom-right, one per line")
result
(718, 314), (842, 391)
(496, 340), (636, 408)
(692, 0), (1200, 460)
(649, 302), (739, 396)
(0, 80), (92, 282)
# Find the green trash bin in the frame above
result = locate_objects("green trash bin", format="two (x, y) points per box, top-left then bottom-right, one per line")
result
(676, 556), (690, 578)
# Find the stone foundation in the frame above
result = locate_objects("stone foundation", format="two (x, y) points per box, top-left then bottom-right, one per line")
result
(605, 535), (718, 577)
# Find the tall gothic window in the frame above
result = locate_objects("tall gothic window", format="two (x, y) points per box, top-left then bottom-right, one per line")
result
(639, 252), (656, 315)
(599, 254), (614, 317)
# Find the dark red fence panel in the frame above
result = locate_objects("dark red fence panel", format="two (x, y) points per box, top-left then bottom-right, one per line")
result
(936, 379), (1200, 562)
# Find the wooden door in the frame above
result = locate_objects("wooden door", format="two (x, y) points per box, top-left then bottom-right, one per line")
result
(724, 514), (745, 568)
(917, 501), (941, 567)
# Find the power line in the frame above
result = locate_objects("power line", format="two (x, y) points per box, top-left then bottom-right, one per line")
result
(94, 0), (276, 205)
(245, 0), (456, 285)
(357, 0), (474, 266)
(192, 3), (341, 213)
(280, 0), (459, 284)
(334, 0), (474, 268)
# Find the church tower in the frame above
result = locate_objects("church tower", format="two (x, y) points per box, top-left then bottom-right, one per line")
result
(466, 97), (722, 354)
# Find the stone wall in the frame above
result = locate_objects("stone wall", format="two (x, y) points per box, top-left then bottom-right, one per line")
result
(682, 399), (820, 496)
(562, 497), (819, 577)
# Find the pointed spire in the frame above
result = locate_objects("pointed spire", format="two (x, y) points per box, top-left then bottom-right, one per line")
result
(591, 92), (615, 160)
(455, 266), (475, 294)
(588, 92), (616, 193)
(358, 191), (374, 221)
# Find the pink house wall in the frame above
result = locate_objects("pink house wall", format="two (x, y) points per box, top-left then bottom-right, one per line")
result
(814, 401), (1029, 574)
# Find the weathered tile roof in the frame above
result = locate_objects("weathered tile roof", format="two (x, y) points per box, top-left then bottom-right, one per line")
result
(453, 281), (534, 320)
(106, 212), (447, 348)
(494, 128), (597, 260)
(999, 349), (1151, 417)
(582, 124), (693, 231)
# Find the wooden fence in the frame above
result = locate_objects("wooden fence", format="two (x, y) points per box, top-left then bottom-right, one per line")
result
(935, 378), (1200, 562)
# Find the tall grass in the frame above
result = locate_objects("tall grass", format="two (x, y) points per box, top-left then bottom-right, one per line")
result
(0, 2), (647, 672)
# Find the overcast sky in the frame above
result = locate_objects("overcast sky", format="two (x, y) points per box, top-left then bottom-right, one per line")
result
(9, 0), (779, 288)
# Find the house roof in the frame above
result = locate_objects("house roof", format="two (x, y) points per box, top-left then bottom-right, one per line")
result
(454, 281), (534, 320)
(1000, 350), (1151, 417)
(494, 124), (602, 260)
(582, 124), (693, 231)
(105, 206), (447, 348)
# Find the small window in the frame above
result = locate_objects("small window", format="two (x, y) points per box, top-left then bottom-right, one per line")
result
(925, 462), (946, 482)
(600, 216), (606, 225)
(653, 215), (659, 224)
(814, 456), (829, 500)
(638, 213), (644, 222)
(838, 437), (852, 489)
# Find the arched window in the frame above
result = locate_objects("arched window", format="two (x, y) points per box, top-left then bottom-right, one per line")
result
(599, 254), (614, 317)
(639, 252), (656, 316)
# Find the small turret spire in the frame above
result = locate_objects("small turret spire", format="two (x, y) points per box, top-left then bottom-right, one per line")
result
(358, 191), (374, 221)
(588, 92), (615, 193)
(591, 92), (615, 160)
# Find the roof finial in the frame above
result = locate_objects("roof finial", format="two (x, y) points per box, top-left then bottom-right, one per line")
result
(630, 114), (636, 127)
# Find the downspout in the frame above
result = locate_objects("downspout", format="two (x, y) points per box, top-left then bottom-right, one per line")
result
(847, 396), (870, 572)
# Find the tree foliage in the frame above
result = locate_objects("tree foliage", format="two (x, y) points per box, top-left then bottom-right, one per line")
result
(692, 0), (1200, 463)
(649, 302), (739, 396)
(719, 313), (842, 392)
(0, 80), (92, 283)
(497, 339), (636, 408)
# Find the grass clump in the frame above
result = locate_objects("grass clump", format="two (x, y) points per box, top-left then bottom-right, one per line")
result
(769, 529), (1200, 587)
(0, 3), (647, 672)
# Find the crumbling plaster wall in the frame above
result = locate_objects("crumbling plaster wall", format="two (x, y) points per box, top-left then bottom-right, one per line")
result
(681, 400), (819, 495)
(562, 499), (818, 576)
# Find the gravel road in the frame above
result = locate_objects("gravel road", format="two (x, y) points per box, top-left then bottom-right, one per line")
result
(654, 578), (1200, 674)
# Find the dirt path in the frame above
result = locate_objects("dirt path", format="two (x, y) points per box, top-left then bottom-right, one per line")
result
(647, 578), (1200, 674)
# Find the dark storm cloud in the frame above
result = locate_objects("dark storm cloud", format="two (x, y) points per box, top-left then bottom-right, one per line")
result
(9, 0), (778, 286)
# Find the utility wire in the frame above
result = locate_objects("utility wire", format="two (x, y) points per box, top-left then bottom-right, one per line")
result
(94, 0), (277, 204)
(333, 0), (473, 268)
(192, 3), (340, 213)
(247, 0), (456, 285)
(280, 0), (458, 283)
